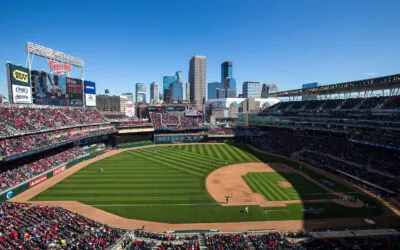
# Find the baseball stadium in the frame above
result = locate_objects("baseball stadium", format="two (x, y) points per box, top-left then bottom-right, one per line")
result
(0, 43), (399, 249)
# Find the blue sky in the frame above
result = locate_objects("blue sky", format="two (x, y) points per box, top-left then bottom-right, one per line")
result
(0, 0), (399, 100)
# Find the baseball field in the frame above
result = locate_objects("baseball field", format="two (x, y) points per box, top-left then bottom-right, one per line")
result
(29, 144), (384, 224)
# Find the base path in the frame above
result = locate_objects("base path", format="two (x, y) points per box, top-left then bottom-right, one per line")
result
(9, 143), (398, 232)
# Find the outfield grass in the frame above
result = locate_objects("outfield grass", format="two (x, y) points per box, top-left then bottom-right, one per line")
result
(31, 144), (384, 223)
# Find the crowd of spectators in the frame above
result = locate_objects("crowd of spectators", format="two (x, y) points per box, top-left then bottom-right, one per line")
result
(203, 233), (248, 249)
(150, 112), (204, 130)
(248, 232), (299, 249)
(134, 230), (198, 242)
(248, 130), (400, 194)
(0, 147), (86, 192)
(0, 106), (108, 138)
(295, 151), (398, 195)
(0, 202), (125, 249)
(119, 231), (200, 249)
(0, 125), (115, 158)
(262, 95), (400, 113)
(299, 235), (400, 249)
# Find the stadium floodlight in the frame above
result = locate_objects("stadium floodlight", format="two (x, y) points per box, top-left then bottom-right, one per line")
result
(26, 42), (84, 68)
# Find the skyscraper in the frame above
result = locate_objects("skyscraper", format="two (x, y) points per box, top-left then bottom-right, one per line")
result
(242, 81), (261, 98)
(189, 55), (206, 106)
(163, 75), (176, 102)
(185, 82), (190, 101)
(216, 88), (226, 98)
(208, 81), (224, 100)
(226, 88), (237, 98)
(135, 82), (146, 103)
(221, 61), (233, 84)
(261, 84), (268, 98)
(170, 81), (183, 101)
(150, 82), (159, 103)
(163, 71), (183, 102)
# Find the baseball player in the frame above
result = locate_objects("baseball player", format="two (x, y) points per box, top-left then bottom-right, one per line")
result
(244, 207), (249, 213)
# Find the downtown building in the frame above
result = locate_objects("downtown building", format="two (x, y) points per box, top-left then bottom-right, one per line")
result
(120, 93), (134, 113)
(163, 71), (183, 103)
(189, 55), (206, 106)
(150, 82), (159, 103)
(242, 81), (262, 98)
(135, 82), (147, 104)
(221, 61), (237, 98)
(208, 81), (224, 100)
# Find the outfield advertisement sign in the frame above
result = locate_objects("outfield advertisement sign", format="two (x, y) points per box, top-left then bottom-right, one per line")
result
(185, 110), (202, 117)
(84, 80), (96, 106)
(53, 166), (66, 176)
(29, 175), (47, 187)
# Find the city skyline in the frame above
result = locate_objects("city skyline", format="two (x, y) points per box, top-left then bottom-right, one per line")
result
(0, 0), (399, 99)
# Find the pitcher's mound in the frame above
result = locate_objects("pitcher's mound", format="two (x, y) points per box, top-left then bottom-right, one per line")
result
(277, 181), (292, 188)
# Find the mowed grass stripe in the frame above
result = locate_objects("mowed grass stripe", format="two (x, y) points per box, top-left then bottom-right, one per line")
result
(48, 182), (201, 189)
(210, 144), (225, 160)
(223, 144), (243, 163)
(152, 148), (221, 170)
(140, 148), (216, 173)
(257, 173), (293, 201)
(254, 173), (287, 201)
(245, 173), (279, 200)
(253, 173), (288, 201)
(59, 177), (198, 184)
(126, 150), (206, 177)
(231, 146), (260, 162)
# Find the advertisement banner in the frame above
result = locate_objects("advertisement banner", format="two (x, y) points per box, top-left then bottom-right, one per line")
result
(185, 110), (202, 116)
(53, 166), (66, 176)
(32, 70), (49, 104)
(12, 85), (32, 104)
(29, 175), (47, 187)
(7, 63), (30, 87)
(85, 93), (96, 107)
(66, 77), (83, 106)
(84, 80), (96, 94)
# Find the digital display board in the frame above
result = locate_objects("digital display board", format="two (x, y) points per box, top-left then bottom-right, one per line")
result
(66, 77), (83, 106)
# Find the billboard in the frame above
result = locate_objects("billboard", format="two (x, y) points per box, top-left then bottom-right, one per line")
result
(185, 109), (202, 116)
(7, 64), (30, 86)
(48, 73), (68, 105)
(31, 70), (49, 104)
(31, 71), (68, 105)
(6, 63), (32, 104)
(12, 85), (32, 104)
(84, 80), (96, 107)
(66, 77), (83, 106)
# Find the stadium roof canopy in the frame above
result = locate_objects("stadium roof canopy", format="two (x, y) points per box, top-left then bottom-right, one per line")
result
(270, 73), (400, 97)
